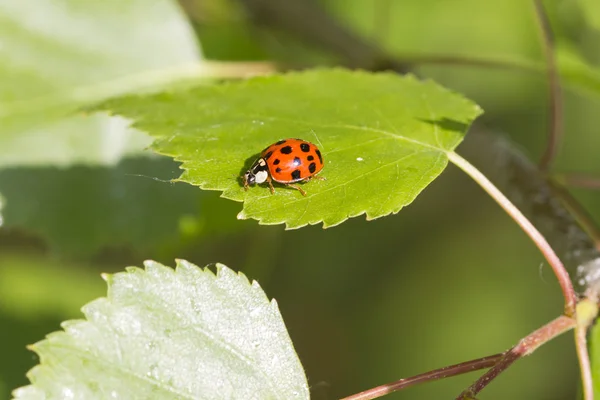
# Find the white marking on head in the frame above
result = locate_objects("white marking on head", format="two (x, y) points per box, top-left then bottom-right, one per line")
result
(356, 157), (363, 161)
(254, 170), (268, 184)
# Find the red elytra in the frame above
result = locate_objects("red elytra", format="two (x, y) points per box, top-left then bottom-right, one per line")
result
(242, 138), (324, 196)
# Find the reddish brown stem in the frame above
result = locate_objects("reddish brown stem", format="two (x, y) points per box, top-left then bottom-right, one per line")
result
(456, 315), (576, 399)
(340, 354), (503, 400)
(448, 152), (577, 316)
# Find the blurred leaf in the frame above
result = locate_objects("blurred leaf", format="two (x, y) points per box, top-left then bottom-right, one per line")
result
(0, 157), (202, 256)
(558, 45), (600, 97)
(0, 255), (104, 320)
(100, 69), (482, 228)
(0, 0), (201, 167)
(182, 0), (269, 61)
(12, 260), (309, 400)
(578, 0), (600, 29)
(321, 0), (600, 100)
(0, 113), (152, 168)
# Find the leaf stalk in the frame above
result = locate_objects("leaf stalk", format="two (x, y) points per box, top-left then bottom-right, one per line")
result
(447, 151), (577, 316)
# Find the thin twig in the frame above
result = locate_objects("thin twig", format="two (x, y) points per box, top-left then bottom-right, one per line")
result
(457, 315), (576, 398)
(534, 0), (563, 171)
(575, 297), (599, 400)
(340, 354), (503, 400)
(402, 54), (542, 73)
(447, 152), (577, 316)
(576, 325), (594, 400)
(558, 173), (600, 190)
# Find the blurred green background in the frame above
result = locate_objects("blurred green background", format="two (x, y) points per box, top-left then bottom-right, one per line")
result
(2, 0), (600, 399)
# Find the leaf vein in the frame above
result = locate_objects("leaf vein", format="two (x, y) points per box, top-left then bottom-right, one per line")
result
(247, 115), (441, 150)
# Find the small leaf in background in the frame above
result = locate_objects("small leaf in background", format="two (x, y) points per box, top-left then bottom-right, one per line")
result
(101, 69), (482, 228)
(0, 0), (201, 167)
(12, 260), (309, 400)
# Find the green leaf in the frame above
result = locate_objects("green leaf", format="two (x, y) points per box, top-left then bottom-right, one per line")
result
(12, 260), (309, 400)
(578, 0), (600, 29)
(558, 45), (600, 98)
(0, 113), (152, 168)
(101, 69), (482, 228)
(0, 157), (203, 256)
(0, 0), (201, 167)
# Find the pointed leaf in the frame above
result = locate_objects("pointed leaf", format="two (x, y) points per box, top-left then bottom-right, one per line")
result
(12, 260), (308, 400)
(100, 69), (482, 228)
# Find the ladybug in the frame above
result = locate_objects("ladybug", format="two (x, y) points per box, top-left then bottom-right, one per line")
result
(243, 138), (324, 196)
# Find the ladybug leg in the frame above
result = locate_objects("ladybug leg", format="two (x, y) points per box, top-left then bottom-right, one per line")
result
(266, 175), (276, 195)
(306, 175), (326, 182)
(287, 184), (307, 197)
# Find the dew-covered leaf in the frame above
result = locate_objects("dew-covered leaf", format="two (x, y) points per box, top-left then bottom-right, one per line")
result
(100, 69), (482, 228)
(12, 260), (308, 400)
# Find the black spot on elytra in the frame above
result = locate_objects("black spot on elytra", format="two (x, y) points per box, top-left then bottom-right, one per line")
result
(307, 155), (314, 161)
(291, 169), (301, 180)
(308, 162), (316, 173)
(316, 149), (323, 163)
(300, 143), (310, 152)
(264, 151), (273, 160)
(273, 159), (280, 165)
(276, 139), (287, 145)
(293, 157), (301, 167)
(280, 146), (293, 154)
(276, 167), (282, 173)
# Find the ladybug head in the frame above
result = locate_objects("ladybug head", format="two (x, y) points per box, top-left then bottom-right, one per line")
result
(243, 158), (269, 189)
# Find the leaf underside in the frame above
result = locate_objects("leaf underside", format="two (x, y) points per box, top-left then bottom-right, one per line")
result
(12, 260), (309, 400)
(101, 69), (483, 228)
